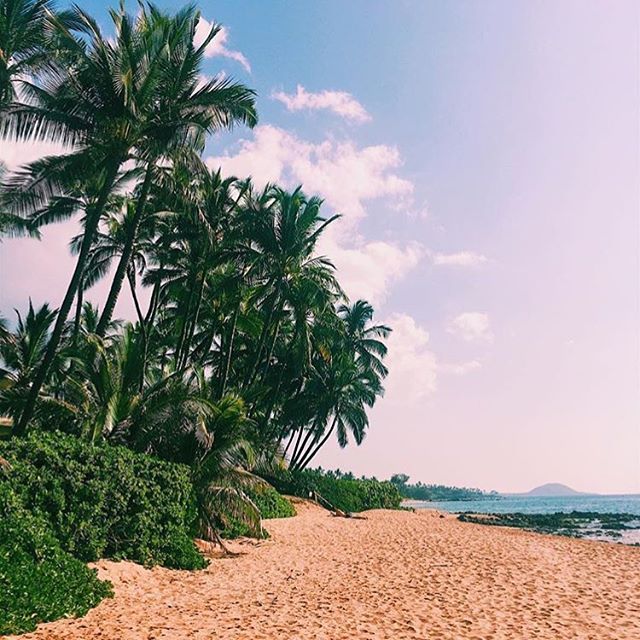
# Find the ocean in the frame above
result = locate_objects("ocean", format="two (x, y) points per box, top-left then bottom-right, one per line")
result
(406, 494), (640, 516)
(407, 494), (640, 544)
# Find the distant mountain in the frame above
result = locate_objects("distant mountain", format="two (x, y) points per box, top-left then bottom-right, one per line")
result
(523, 483), (585, 497)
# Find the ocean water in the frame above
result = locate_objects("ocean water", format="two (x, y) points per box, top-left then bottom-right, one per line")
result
(407, 494), (640, 544)
(406, 494), (640, 516)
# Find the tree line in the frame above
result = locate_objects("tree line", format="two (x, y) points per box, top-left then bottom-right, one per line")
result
(0, 0), (391, 526)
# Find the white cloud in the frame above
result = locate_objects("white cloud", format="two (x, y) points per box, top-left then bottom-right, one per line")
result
(325, 240), (423, 305)
(440, 360), (482, 375)
(447, 312), (493, 343)
(0, 140), (69, 172)
(206, 124), (419, 303)
(207, 124), (413, 226)
(382, 313), (438, 403)
(432, 251), (488, 267)
(194, 18), (251, 72)
(272, 85), (371, 123)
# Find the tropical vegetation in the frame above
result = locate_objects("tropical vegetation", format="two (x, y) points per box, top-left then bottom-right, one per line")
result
(269, 467), (403, 513)
(389, 474), (498, 501)
(0, 0), (394, 628)
(0, 0), (390, 523)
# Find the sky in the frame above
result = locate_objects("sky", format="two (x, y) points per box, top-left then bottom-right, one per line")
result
(1, 0), (638, 493)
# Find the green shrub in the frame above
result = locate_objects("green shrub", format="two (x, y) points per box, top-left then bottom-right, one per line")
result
(0, 484), (112, 636)
(0, 431), (206, 570)
(265, 468), (402, 513)
(251, 484), (296, 519)
(219, 484), (295, 539)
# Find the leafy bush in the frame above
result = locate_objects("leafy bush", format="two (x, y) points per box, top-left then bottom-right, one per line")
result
(0, 484), (113, 635)
(219, 483), (295, 538)
(251, 484), (296, 519)
(0, 431), (206, 570)
(266, 468), (402, 513)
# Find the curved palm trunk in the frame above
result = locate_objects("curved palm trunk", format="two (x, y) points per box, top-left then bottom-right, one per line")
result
(290, 416), (324, 469)
(15, 162), (121, 435)
(96, 163), (154, 337)
(144, 271), (162, 328)
(294, 415), (338, 471)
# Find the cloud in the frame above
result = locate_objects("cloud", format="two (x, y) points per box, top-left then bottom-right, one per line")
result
(206, 124), (419, 303)
(447, 312), (493, 343)
(440, 360), (482, 375)
(325, 240), (423, 305)
(207, 124), (413, 226)
(272, 85), (371, 123)
(194, 18), (251, 72)
(0, 140), (69, 172)
(382, 313), (438, 403)
(432, 251), (488, 267)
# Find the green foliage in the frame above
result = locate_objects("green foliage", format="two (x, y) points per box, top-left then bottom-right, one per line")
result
(218, 484), (295, 539)
(389, 474), (497, 501)
(267, 468), (402, 513)
(0, 431), (206, 569)
(0, 483), (113, 636)
(251, 484), (296, 519)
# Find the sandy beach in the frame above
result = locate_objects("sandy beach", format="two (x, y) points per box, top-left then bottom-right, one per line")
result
(9, 500), (640, 640)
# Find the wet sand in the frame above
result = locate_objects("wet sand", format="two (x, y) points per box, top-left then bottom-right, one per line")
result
(9, 500), (640, 639)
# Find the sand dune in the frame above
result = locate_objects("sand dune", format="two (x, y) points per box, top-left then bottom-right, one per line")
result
(9, 500), (640, 639)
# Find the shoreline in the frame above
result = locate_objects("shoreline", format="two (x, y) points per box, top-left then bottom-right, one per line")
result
(9, 500), (640, 639)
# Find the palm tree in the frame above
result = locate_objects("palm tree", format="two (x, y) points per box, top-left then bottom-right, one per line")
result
(289, 352), (382, 471)
(0, 0), (61, 108)
(338, 300), (391, 377)
(0, 301), (61, 426)
(3, 3), (256, 434)
(240, 186), (341, 389)
(94, 4), (257, 336)
(37, 323), (213, 443)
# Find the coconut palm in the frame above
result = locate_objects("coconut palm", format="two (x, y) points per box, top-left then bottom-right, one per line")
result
(289, 352), (382, 471)
(0, 301), (62, 425)
(0, 0), (62, 108)
(94, 4), (258, 336)
(338, 300), (391, 377)
(240, 186), (341, 389)
(4, 2), (256, 434)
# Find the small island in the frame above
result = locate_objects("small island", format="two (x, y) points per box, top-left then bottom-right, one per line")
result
(517, 483), (590, 497)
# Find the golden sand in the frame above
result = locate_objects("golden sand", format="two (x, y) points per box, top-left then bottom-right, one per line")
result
(10, 500), (640, 639)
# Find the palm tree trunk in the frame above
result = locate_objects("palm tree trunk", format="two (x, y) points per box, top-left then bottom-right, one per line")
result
(14, 162), (121, 436)
(290, 418), (322, 469)
(282, 429), (297, 458)
(96, 163), (154, 337)
(218, 304), (239, 398)
(144, 270), (162, 328)
(295, 415), (338, 471)
(127, 270), (147, 391)
(73, 286), (84, 341)
(174, 272), (197, 368)
(244, 292), (278, 387)
(288, 424), (306, 467)
(179, 271), (206, 370)
(257, 298), (284, 388)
